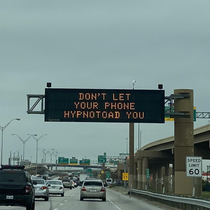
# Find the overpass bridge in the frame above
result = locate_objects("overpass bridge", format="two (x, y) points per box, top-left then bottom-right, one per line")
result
(25, 162), (117, 176)
(117, 124), (210, 196)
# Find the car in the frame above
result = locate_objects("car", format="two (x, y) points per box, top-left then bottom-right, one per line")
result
(73, 180), (78, 188)
(32, 178), (49, 201)
(0, 165), (35, 210)
(80, 179), (106, 201)
(47, 180), (64, 196)
(106, 178), (113, 186)
(71, 180), (75, 189)
(62, 179), (73, 189)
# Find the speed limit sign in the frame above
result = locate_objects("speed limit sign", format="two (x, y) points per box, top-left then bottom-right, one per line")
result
(186, 156), (202, 177)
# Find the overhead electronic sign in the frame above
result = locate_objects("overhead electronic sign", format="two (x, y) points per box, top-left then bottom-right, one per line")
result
(45, 88), (164, 123)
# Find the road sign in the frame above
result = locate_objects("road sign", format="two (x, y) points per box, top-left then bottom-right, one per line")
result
(193, 107), (196, 122)
(186, 156), (202, 177)
(165, 106), (174, 121)
(122, 173), (129, 181)
(146, 168), (150, 179)
(106, 171), (111, 178)
(98, 155), (106, 163)
(101, 170), (104, 174)
(87, 168), (92, 173)
(58, 157), (69, 164)
(70, 158), (78, 165)
(45, 88), (164, 123)
(79, 159), (90, 166)
(165, 106), (196, 121)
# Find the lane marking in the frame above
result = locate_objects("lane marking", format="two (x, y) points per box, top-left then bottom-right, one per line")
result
(108, 198), (122, 210)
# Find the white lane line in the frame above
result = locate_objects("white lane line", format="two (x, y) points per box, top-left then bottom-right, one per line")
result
(108, 198), (122, 210)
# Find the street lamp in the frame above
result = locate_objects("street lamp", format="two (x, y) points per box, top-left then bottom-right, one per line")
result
(12, 134), (33, 163)
(13, 150), (20, 165)
(31, 134), (47, 174)
(126, 138), (129, 154)
(53, 150), (61, 172)
(49, 149), (55, 164)
(53, 150), (61, 162)
(0, 118), (20, 165)
(40, 148), (53, 163)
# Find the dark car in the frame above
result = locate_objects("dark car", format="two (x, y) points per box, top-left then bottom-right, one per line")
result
(62, 179), (73, 189)
(0, 165), (35, 210)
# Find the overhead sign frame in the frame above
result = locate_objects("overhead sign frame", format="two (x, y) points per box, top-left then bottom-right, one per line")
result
(45, 88), (164, 123)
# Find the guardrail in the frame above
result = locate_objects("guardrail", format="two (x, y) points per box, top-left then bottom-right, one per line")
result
(131, 189), (210, 210)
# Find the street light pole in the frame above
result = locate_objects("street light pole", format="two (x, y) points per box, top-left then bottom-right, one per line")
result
(53, 150), (61, 172)
(49, 149), (55, 164)
(126, 138), (129, 154)
(13, 150), (20, 165)
(12, 134), (33, 162)
(31, 134), (47, 174)
(39, 149), (48, 163)
(40, 149), (53, 163)
(0, 118), (20, 165)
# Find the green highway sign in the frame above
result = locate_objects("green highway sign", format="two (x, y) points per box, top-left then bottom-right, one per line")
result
(79, 159), (90, 166)
(106, 171), (111, 178)
(194, 107), (196, 122)
(165, 106), (196, 121)
(165, 106), (174, 121)
(98, 155), (106, 163)
(146, 168), (150, 179)
(70, 158), (78, 165)
(109, 159), (119, 165)
(87, 168), (92, 173)
(58, 157), (69, 164)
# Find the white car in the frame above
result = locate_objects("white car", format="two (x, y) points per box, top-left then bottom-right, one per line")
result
(32, 178), (49, 201)
(80, 179), (106, 201)
(47, 180), (64, 197)
(106, 178), (113, 186)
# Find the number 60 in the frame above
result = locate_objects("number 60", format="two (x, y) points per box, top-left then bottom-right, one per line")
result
(189, 168), (199, 175)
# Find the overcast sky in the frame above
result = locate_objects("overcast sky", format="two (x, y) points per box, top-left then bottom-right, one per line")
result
(0, 1), (210, 165)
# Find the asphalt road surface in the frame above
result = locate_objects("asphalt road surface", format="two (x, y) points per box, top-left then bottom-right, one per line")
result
(0, 187), (175, 210)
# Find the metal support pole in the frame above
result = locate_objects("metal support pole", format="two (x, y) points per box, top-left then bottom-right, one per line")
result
(12, 134), (32, 163)
(1, 129), (3, 166)
(129, 122), (135, 189)
(36, 140), (38, 174)
(31, 134), (47, 175)
(0, 118), (20, 165)
(124, 158), (127, 189)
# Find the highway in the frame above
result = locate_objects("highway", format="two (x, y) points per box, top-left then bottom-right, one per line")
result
(0, 187), (171, 210)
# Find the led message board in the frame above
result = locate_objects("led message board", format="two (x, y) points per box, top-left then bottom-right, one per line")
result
(45, 88), (164, 123)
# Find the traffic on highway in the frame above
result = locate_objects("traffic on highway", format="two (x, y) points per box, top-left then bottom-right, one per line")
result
(0, 181), (171, 210)
(0, 166), (173, 210)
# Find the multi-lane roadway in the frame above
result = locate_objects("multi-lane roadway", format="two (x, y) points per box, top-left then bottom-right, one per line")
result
(0, 187), (174, 210)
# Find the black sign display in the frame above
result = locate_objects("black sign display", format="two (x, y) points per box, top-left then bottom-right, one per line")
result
(45, 88), (164, 123)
